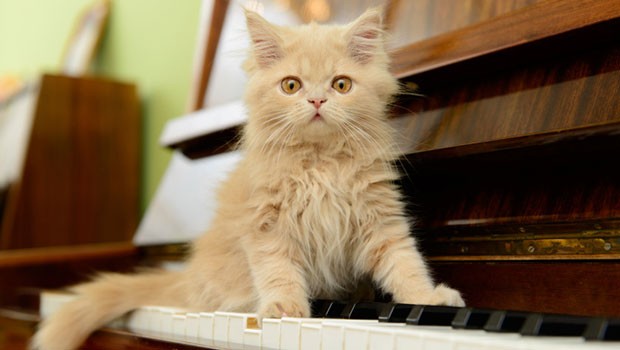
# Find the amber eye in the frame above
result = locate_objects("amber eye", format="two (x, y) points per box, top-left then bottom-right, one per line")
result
(332, 76), (352, 93)
(281, 77), (302, 94)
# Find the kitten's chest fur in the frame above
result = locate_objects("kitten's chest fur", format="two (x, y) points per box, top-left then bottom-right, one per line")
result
(255, 151), (394, 297)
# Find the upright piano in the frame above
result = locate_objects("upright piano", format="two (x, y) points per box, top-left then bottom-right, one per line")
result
(1, 0), (620, 349)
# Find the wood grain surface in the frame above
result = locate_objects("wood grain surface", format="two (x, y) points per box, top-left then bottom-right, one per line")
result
(1, 74), (141, 249)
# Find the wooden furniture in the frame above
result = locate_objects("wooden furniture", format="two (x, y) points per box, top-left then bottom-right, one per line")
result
(0, 74), (141, 250)
(388, 0), (620, 317)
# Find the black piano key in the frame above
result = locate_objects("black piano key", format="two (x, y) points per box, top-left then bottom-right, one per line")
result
(451, 308), (494, 329)
(584, 318), (620, 341)
(323, 301), (347, 318)
(406, 305), (461, 326)
(310, 299), (331, 318)
(340, 302), (387, 320)
(379, 303), (415, 323)
(484, 310), (530, 333)
(521, 313), (590, 337)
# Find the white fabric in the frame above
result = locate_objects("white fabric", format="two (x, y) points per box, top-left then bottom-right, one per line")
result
(133, 150), (243, 245)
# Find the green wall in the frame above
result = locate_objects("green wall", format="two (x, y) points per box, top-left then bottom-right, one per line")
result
(0, 0), (202, 211)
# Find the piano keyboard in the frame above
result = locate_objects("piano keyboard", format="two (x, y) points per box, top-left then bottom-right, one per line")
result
(40, 292), (619, 350)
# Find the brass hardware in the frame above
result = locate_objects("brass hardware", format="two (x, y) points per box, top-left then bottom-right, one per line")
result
(419, 220), (620, 261)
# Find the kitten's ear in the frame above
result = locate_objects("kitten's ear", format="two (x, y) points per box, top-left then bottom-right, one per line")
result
(346, 7), (385, 64)
(245, 9), (284, 68)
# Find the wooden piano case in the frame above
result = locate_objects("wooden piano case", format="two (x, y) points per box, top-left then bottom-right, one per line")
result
(388, 0), (620, 317)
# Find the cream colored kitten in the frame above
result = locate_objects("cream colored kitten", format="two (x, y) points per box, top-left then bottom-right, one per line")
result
(33, 8), (464, 350)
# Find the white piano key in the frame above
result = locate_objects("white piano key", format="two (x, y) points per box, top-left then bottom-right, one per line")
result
(280, 318), (303, 350)
(172, 314), (187, 339)
(344, 322), (408, 350)
(137, 306), (154, 332)
(148, 307), (164, 333)
(280, 318), (324, 350)
(229, 313), (259, 349)
(262, 318), (282, 349)
(126, 308), (149, 331)
(39, 291), (76, 319)
(458, 332), (515, 350)
(399, 325), (520, 350)
(394, 328), (425, 350)
(214, 312), (231, 348)
(368, 326), (399, 350)
(418, 327), (500, 350)
(580, 342), (620, 350)
(300, 323), (322, 350)
(198, 312), (215, 346)
(475, 338), (523, 350)
(159, 307), (176, 334)
(147, 306), (185, 334)
(519, 336), (599, 350)
(322, 320), (379, 350)
(416, 327), (519, 350)
(343, 325), (370, 350)
(390, 326), (454, 350)
(415, 328), (457, 350)
(244, 328), (262, 350)
(185, 312), (200, 341)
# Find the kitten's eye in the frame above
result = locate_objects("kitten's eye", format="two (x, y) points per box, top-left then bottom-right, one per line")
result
(332, 76), (352, 93)
(281, 77), (302, 94)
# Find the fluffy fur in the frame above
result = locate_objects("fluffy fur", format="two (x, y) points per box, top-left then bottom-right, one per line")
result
(33, 8), (464, 350)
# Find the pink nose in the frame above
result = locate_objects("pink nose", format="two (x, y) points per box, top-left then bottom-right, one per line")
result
(308, 98), (327, 109)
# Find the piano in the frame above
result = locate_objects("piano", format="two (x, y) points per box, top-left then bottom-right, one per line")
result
(2, 0), (620, 349)
(31, 290), (620, 349)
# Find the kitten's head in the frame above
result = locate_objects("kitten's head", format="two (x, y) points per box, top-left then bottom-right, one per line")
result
(242, 8), (399, 154)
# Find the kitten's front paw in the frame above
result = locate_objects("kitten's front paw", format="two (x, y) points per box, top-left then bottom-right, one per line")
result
(259, 298), (310, 318)
(426, 284), (465, 307)
(397, 284), (465, 307)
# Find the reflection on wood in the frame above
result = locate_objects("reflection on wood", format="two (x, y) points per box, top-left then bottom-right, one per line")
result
(388, 0), (538, 48)
(392, 47), (620, 154)
(389, 0), (620, 79)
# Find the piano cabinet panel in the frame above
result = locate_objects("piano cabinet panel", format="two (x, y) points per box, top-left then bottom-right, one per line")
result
(392, 45), (620, 156)
(391, 36), (620, 263)
(399, 132), (620, 261)
(431, 260), (620, 318)
(401, 133), (620, 229)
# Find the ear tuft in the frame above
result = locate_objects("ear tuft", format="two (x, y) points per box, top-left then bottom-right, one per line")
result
(245, 9), (284, 68)
(346, 7), (385, 64)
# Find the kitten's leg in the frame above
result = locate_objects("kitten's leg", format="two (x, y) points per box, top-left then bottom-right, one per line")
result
(360, 217), (465, 307)
(245, 242), (311, 318)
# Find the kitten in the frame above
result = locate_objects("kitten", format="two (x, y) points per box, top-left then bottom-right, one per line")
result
(32, 8), (464, 350)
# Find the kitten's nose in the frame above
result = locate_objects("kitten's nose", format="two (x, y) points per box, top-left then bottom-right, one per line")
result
(308, 98), (327, 109)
